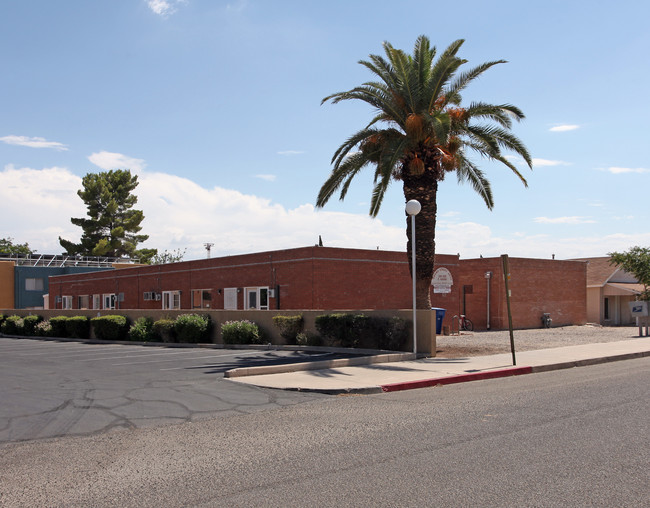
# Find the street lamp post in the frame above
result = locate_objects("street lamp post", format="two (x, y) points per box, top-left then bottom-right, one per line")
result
(405, 199), (421, 355)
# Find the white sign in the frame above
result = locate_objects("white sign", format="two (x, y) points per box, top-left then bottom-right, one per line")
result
(432, 267), (453, 294)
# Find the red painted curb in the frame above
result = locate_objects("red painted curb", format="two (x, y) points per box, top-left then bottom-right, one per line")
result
(380, 366), (534, 392)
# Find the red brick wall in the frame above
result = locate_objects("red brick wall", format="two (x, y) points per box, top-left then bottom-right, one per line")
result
(47, 247), (461, 315)
(459, 257), (587, 330)
(47, 248), (585, 331)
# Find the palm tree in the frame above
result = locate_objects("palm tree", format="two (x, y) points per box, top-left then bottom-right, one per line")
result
(317, 36), (532, 308)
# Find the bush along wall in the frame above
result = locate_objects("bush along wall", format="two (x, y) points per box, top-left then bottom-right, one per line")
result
(1, 315), (25, 336)
(272, 315), (304, 344)
(315, 313), (408, 351)
(91, 315), (129, 341)
(128, 317), (156, 342)
(65, 316), (90, 339)
(221, 320), (263, 345)
(174, 314), (211, 343)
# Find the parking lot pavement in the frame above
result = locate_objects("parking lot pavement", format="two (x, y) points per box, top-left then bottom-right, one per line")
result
(0, 337), (330, 443)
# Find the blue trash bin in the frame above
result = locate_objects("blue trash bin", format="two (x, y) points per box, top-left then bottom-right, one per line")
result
(431, 307), (446, 334)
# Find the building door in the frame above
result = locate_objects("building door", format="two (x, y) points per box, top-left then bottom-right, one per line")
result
(245, 287), (269, 310)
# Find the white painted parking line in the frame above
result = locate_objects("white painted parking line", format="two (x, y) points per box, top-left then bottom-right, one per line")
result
(113, 350), (267, 366)
(80, 349), (210, 362)
(158, 351), (274, 370)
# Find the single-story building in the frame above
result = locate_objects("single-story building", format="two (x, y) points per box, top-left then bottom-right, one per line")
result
(572, 257), (643, 326)
(0, 254), (138, 309)
(43, 246), (588, 332)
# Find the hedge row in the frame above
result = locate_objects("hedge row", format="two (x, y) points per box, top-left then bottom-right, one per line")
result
(0, 312), (409, 351)
(0, 314), (212, 343)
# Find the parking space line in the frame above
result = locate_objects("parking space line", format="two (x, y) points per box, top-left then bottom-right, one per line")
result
(113, 350), (268, 366)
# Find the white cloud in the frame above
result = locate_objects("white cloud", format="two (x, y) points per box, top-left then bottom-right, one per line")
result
(88, 151), (147, 173)
(147, 0), (173, 16)
(255, 174), (276, 182)
(533, 216), (596, 224)
(277, 150), (305, 156)
(0, 164), (84, 253)
(606, 166), (650, 174)
(0, 135), (68, 151)
(0, 163), (406, 259)
(3, 162), (645, 262)
(532, 158), (571, 167)
(549, 124), (579, 132)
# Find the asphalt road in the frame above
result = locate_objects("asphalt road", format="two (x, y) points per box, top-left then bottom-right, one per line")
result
(0, 337), (333, 442)
(1, 357), (648, 507)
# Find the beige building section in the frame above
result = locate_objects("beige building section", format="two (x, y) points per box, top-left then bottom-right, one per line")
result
(0, 261), (15, 309)
(575, 257), (643, 326)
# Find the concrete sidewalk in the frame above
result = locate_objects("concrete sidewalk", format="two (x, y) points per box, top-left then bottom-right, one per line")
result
(226, 337), (650, 394)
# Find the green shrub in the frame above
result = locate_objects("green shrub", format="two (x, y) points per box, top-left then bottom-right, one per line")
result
(371, 316), (409, 351)
(272, 315), (304, 344)
(153, 318), (176, 343)
(35, 320), (53, 337)
(66, 316), (90, 339)
(1, 315), (24, 335)
(22, 315), (43, 336)
(91, 315), (128, 341)
(315, 313), (366, 348)
(128, 316), (156, 342)
(221, 320), (262, 345)
(49, 316), (69, 337)
(314, 313), (409, 350)
(174, 314), (211, 343)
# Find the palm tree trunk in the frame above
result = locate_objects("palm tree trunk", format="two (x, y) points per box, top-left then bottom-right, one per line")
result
(403, 172), (438, 309)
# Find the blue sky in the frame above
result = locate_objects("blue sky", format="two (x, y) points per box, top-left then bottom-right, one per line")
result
(2, 0), (649, 261)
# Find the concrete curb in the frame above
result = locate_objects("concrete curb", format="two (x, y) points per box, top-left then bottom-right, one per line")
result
(378, 349), (650, 394)
(224, 352), (416, 378)
(529, 350), (650, 373)
(380, 367), (534, 392)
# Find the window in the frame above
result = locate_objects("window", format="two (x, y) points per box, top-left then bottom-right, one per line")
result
(192, 289), (212, 309)
(25, 278), (44, 291)
(78, 295), (90, 309)
(604, 297), (610, 320)
(162, 290), (181, 310)
(224, 288), (238, 310)
(62, 296), (73, 309)
(103, 293), (116, 310)
(93, 294), (101, 310)
(245, 287), (269, 310)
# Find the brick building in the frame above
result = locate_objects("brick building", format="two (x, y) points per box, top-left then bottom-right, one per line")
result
(45, 246), (587, 331)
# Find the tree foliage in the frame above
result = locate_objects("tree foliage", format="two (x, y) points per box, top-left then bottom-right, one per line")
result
(59, 169), (155, 260)
(317, 36), (531, 307)
(151, 248), (186, 265)
(609, 246), (650, 301)
(0, 237), (33, 255)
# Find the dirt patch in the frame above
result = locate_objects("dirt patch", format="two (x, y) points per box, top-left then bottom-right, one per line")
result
(434, 325), (642, 358)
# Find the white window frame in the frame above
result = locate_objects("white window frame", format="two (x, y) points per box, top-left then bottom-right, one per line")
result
(162, 290), (181, 310)
(244, 287), (269, 310)
(103, 293), (116, 310)
(93, 294), (101, 310)
(62, 295), (73, 310)
(25, 277), (45, 291)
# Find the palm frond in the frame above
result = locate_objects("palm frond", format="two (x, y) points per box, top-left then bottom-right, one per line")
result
(455, 154), (494, 209)
(447, 60), (505, 96)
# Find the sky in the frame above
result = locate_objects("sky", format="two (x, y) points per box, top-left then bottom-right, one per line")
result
(1, 0), (649, 262)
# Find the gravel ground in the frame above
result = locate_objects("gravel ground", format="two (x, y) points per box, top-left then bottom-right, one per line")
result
(435, 324), (645, 358)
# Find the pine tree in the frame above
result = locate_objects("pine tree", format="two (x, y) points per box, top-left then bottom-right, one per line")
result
(59, 169), (154, 259)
